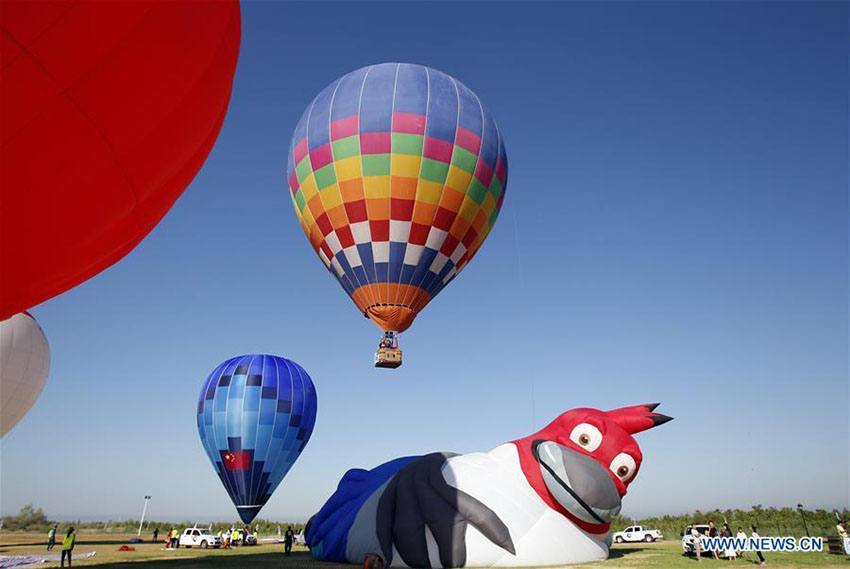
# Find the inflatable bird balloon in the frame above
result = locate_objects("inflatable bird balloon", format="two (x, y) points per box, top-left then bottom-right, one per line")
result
(286, 63), (507, 368)
(307, 404), (672, 567)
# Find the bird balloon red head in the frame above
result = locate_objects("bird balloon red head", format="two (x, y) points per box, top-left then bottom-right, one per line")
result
(513, 403), (673, 534)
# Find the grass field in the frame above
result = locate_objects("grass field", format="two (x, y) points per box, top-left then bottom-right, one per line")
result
(0, 533), (846, 568)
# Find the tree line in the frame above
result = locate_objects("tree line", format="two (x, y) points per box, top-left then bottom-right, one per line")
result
(612, 505), (850, 538)
(0, 505), (305, 534)
(3, 503), (848, 539)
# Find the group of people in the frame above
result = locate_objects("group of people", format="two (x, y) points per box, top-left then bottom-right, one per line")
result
(43, 521), (299, 564)
(378, 332), (397, 350)
(688, 521), (766, 566)
(46, 524), (76, 567)
(162, 527), (181, 548)
(216, 525), (254, 548)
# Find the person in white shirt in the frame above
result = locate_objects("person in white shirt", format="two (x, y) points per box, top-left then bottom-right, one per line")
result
(751, 526), (766, 566)
(837, 520), (850, 556)
(689, 523), (702, 561)
(736, 527), (748, 559)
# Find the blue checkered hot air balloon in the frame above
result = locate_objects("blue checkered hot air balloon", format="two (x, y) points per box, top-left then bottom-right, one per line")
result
(197, 354), (318, 523)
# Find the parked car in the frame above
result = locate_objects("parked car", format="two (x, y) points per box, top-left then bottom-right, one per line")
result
(682, 525), (711, 555)
(612, 525), (664, 543)
(178, 528), (221, 549)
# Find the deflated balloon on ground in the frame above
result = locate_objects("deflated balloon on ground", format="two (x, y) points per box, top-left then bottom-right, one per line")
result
(307, 404), (672, 567)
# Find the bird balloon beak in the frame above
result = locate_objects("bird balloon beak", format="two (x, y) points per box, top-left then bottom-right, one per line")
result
(532, 440), (622, 524)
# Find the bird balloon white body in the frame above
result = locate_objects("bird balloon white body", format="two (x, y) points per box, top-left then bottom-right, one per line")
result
(0, 313), (50, 437)
(346, 445), (610, 567)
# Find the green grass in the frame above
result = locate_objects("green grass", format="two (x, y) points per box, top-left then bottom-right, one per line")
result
(0, 533), (846, 568)
(596, 541), (845, 568)
(0, 532), (333, 568)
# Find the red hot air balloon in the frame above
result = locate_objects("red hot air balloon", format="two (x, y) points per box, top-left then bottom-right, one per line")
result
(0, 1), (241, 319)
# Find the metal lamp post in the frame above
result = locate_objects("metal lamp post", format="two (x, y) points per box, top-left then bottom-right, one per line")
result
(138, 495), (151, 536)
(797, 503), (810, 537)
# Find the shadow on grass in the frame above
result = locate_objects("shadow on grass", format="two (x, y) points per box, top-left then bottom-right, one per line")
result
(681, 552), (765, 564)
(95, 551), (348, 569)
(608, 546), (644, 559)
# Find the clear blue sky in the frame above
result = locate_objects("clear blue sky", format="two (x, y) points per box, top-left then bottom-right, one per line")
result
(2, 1), (847, 523)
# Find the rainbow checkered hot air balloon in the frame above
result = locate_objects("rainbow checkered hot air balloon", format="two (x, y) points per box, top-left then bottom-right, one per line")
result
(286, 63), (507, 366)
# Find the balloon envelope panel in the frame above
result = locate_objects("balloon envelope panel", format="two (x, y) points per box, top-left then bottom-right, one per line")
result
(0, 0), (241, 319)
(286, 63), (507, 333)
(0, 313), (50, 437)
(197, 355), (317, 523)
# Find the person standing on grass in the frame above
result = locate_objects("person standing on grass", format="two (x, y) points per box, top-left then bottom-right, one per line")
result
(735, 527), (748, 560)
(721, 522), (736, 560)
(690, 523), (702, 561)
(708, 521), (720, 560)
(751, 526), (766, 566)
(836, 519), (849, 555)
(47, 524), (57, 551)
(284, 525), (294, 555)
(60, 526), (75, 567)
(152, 527), (159, 543)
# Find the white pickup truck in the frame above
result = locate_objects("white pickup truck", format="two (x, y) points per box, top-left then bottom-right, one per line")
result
(178, 528), (221, 549)
(612, 525), (663, 543)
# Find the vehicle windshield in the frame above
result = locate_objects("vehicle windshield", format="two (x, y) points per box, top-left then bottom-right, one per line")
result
(199, 530), (211, 535)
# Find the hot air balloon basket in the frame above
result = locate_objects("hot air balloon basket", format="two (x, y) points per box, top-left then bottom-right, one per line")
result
(374, 348), (403, 369)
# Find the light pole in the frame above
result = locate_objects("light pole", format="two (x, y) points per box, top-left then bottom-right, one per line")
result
(797, 504), (810, 537)
(138, 495), (151, 536)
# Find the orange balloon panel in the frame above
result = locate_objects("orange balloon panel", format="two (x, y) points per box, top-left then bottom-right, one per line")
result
(0, 1), (241, 319)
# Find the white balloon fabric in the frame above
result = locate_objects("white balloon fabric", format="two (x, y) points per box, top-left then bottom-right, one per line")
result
(0, 313), (50, 437)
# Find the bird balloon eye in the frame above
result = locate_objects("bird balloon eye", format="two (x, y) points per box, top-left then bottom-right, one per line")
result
(610, 453), (637, 482)
(569, 423), (603, 452)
